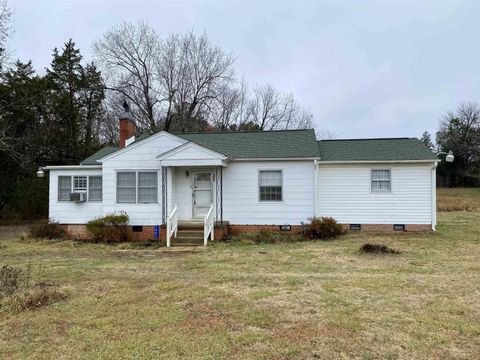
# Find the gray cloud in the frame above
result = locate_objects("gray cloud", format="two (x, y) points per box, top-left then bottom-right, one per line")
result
(10, 0), (480, 139)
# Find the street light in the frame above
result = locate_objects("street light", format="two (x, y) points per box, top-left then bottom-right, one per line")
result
(437, 150), (454, 163)
(36, 167), (45, 178)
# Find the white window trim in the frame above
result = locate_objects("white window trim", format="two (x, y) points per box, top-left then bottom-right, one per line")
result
(115, 170), (159, 204)
(258, 169), (283, 202)
(370, 168), (392, 193)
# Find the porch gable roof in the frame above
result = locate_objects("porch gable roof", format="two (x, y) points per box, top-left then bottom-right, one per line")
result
(157, 141), (228, 167)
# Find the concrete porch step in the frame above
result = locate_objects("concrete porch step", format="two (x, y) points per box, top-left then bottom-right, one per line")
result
(172, 237), (204, 246)
(178, 219), (204, 227)
(176, 230), (203, 238)
(170, 219), (206, 246)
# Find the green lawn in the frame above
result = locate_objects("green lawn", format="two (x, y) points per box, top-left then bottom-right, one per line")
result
(1, 191), (480, 359)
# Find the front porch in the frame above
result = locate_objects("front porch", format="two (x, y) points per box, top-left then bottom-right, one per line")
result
(157, 141), (229, 247)
(162, 167), (226, 247)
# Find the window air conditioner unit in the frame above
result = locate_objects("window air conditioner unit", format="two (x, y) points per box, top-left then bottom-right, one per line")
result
(70, 192), (87, 203)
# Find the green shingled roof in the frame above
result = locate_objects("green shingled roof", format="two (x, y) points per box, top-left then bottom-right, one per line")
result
(80, 145), (119, 165)
(79, 132), (438, 165)
(177, 129), (319, 159)
(317, 138), (438, 161)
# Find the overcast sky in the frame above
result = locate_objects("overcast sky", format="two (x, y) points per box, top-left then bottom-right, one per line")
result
(10, 0), (480, 139)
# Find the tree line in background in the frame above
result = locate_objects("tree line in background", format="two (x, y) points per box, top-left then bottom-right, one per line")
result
(421, 102), (480, 187)
(94, 21), (313, 136)
(0, 10), (312, 220)
(0, 0), (478, 220)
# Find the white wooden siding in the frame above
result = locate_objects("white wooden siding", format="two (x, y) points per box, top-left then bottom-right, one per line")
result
(48, 130), (436, 228)
(316, 163), (434, 224)
(221, 161), (316, 224)
(101, 133), (185, 225)
(49, 169), (103, 224)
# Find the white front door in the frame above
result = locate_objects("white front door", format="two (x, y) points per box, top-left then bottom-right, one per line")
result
(192, 172), (213, 218)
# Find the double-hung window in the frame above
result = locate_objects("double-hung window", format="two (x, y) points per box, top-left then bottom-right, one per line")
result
(89, 176), (102, 201)
(117, 172), (136, 203)
(58, 175), (103, 201)
(58, 176), (72, 201)
(371, 169), (391, 192)
(259, 170), (283, 201)
(138, 172), (158, 203)
(116, 171), (158, 203)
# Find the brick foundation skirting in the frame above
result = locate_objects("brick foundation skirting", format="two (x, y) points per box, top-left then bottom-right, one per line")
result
(341, 224), (432, 232)
(60, 224), (167, 242)
(228, 224), (303, 235)
(60, 222), (432, 242)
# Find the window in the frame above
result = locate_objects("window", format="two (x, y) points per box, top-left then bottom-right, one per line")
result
(371, 169), (391, 192)
(116, 171), (158, 204)
(393, 224), (405, 231)
(138, 172), (158, 203)
(73, 176), (87, 192)
(117, 172), (136, 203)
(259, 170), (282, 201)
(58, 176), (71, 201)
(89, 176), (102, 201)
(350, 224), (361, 231)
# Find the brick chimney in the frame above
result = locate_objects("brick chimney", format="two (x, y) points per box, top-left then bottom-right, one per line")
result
(119, 102), (135, 148)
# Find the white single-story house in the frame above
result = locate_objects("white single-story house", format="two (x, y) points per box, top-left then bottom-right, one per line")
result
(45, 111), (439, 245)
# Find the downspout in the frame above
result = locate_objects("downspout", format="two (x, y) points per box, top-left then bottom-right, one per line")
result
(220, 166), (223, 224)
(314, 160), (319, 217)
(432, 162), (437, 231)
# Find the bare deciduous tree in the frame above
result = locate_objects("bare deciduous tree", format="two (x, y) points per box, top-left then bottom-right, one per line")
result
(316, 129), (337, 140)
(0, 0), (12, 68)
(97, 92), (122, 144)
(157, 31), (236, 131)
(209, 80), (249, 130)
(94, 22), (313, 135)
(247, 84), (312, 130)
(93, 21), (161, 130)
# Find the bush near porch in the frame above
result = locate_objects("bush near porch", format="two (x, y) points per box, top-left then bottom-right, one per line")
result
(86, 212), (131, 242)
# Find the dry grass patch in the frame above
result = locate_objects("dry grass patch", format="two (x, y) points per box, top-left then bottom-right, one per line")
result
(437, 187), (480, 211)
(0, 189), (480, 358)
(6, 283), (69, 311)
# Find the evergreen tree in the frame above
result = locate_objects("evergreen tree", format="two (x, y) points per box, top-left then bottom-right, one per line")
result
(420, 131), (434, 150)
(0, 60), (49, 215)
(80, 62), (104, 150)
(0, 40), (105, 218)
(46, 39), (104, 163)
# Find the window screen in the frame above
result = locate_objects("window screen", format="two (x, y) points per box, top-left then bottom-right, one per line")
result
(58, 176), (71, 201)
(138, 172), (158, 203)
(89, 176), (102, 201)
(371, 169), (391, 192)
(259, 170), (282, 201)
(73, 176), (87, 191)
(117, 172), (136, 203)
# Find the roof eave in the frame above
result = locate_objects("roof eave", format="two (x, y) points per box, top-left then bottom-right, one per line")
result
(318, 159), (439, 164)
(233, 157), (321, 161)
(44, 165), (102, 170)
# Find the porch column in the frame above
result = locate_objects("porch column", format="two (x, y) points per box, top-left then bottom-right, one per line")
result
(161, 166), (168, 224)
(215, 166), (224, 223)
(220, 166), (223, 223)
